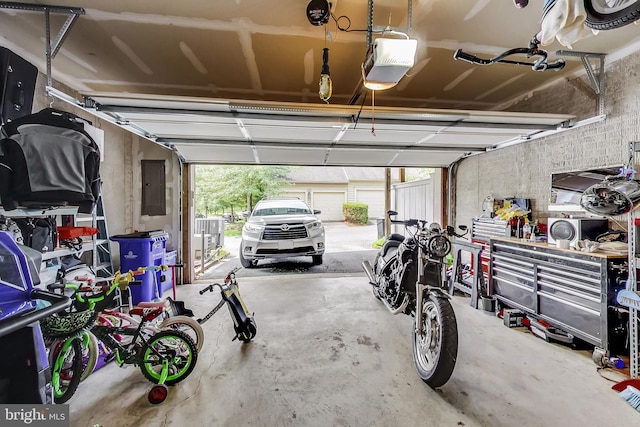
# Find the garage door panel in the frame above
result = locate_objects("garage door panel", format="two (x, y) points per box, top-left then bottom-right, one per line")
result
(173, 143), (255, 163)
(356, 190), (385, 219)
(312, 192), (345, 222)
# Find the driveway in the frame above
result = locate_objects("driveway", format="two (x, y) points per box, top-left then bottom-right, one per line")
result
(197, 221), (380, 280)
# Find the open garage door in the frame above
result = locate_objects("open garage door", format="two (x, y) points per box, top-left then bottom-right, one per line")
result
(51, 90), (574, 168)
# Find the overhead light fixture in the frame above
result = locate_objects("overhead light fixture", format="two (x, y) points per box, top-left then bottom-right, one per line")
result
(362, 38), (418, 91)
(319, 48), (332, 102)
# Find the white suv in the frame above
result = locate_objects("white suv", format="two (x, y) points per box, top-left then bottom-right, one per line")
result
(240, 198), (325, 267)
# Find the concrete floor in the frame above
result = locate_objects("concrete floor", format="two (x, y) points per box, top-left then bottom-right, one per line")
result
(69, 273), (639, 427)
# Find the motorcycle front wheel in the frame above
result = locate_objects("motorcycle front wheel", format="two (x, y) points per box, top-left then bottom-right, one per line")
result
(585, 0), (640, 30)
(412, 293), (458, 388)
(371, 253), (384, 300)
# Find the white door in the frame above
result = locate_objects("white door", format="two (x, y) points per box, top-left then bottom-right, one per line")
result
(312, 192), (346, 221)
(356, 189), (385, 219)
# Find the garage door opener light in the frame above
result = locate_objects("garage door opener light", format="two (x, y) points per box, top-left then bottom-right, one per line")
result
(362, 37), (417, 91)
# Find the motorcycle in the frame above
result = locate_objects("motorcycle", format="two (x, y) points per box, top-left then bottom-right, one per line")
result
(362, 211), (468, 388)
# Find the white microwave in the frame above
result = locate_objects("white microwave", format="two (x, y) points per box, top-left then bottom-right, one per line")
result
(547, 218), (608, 246)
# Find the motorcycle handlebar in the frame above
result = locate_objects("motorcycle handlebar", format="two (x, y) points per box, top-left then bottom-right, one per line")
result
(389, 218), (420, 227)
(446, 226), (463, 238)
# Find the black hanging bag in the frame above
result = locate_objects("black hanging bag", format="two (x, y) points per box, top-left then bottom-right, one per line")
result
(13, 217), (58, 252)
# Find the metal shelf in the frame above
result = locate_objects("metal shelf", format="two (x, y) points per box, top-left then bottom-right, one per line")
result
(40, 239), (108, 261)
(0, 206), (78, 217)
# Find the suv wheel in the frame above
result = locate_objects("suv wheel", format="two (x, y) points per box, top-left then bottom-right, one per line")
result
(239, 249), (256, 268)
(312, 255), (323, 265)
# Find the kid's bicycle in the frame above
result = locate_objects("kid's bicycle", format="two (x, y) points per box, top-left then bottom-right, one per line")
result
(123, 264), (205, 351)
(42, 271), (199, 404)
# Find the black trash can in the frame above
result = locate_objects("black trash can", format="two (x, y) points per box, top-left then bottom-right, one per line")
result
(377, 218), (386, 239)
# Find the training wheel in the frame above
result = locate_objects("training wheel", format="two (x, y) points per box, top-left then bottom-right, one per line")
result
(148, 384), (168, 405)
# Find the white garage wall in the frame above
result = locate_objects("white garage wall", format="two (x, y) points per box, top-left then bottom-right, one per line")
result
(454, 52), (640, 231)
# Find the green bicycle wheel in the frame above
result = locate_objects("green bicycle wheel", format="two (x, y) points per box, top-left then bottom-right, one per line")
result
(139, 330), (198, 386)
(51, 337), (84, 404)
(48, 331), (99, 383)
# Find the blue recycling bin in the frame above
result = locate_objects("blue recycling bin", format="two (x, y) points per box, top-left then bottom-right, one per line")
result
(110, 231), (168, 304)
(162, 250), (177, 295)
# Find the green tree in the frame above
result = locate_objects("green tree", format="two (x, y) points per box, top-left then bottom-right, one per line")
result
(195, 165), (292, 217)
(406, 167), (436, 182)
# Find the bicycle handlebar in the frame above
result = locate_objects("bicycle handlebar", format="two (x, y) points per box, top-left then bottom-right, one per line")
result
(199, 285), (214, 295)
(453, 41), (565, 72)
(199, 283), (225, 295)
(134, 264), (185, 273)
(199, 267), (241, 295)
(453, 49), (482, 64)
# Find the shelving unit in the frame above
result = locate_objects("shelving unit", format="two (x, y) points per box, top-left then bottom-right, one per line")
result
(0, 192), (113, 286)
(623, 142), (640, 378)
(67, 188), (114, 278)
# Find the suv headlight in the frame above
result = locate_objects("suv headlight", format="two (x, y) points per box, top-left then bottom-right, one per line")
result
(306, 221), (323, 230)
(243, 223), (265, 233)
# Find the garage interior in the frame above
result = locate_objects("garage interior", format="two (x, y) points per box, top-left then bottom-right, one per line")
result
(2, 1), (640, 426)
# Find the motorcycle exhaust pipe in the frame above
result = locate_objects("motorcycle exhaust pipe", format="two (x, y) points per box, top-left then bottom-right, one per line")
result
(361, 260), (375, 284)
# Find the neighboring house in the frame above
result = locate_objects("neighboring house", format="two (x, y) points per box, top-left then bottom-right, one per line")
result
(280, 167), (402, 221)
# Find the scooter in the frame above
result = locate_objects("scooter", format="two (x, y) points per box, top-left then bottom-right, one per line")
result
(197, 267), (257, 343)
(0, 231), (72, 404)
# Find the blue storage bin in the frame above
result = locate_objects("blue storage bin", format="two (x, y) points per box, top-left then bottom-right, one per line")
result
(110, 231), (168, 304)
(162, 250), (177, 295)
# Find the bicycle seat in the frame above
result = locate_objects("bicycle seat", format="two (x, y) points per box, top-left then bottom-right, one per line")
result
(136, 301), (169, 308)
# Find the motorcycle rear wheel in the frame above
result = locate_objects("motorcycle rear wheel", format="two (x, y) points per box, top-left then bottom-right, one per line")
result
(412, 293), (458, 388)
(585, 0), (640, 30)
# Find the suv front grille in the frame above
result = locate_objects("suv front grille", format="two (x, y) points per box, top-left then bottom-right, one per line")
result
(262, 224), (308, 240)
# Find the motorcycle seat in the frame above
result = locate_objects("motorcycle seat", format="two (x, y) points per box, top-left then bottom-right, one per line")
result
(387, 233), (405, 242)
(381, 239), (401, 258)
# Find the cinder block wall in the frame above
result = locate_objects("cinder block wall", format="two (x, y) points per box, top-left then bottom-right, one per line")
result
(454, 51), (640, 230)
